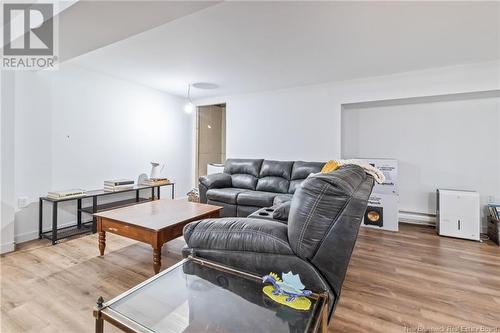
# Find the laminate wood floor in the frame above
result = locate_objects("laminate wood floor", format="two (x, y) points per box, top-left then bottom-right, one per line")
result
(1, 224), (499, 333)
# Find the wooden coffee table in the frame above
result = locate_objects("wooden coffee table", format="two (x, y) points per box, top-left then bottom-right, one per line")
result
(94, 200), (222, 274)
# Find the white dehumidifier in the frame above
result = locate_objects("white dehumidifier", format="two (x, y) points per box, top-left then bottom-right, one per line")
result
(436, 189), (480, 241)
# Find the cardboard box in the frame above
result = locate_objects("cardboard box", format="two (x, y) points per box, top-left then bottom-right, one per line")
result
(357, 159), (399, 232)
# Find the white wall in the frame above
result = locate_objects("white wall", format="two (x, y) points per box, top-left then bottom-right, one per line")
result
(3, 60), (499, 249)
(196, 60), (500, 227)
(223, 86), (335, 161)
(3, 65), (194, 248)
(342, 93), (500, 218)
(197, 61), (500, 161)
(1, 72), (16, 253)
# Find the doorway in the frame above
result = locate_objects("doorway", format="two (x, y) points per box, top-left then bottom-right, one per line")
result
(196, 104), (226, 181)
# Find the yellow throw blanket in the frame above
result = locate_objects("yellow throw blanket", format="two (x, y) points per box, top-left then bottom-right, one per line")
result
(321, 159), (385, 184)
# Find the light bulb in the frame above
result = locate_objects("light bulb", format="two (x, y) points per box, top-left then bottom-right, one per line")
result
(184, 102), (195, 114)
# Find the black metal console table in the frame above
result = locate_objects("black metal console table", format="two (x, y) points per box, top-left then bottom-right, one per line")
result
(39, 183), (175, 245)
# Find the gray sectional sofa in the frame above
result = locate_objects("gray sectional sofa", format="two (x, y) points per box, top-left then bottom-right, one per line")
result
(199, 158), (325, 217)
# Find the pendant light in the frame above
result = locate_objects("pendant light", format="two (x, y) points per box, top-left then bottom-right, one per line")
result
(184, 84), (195, 114)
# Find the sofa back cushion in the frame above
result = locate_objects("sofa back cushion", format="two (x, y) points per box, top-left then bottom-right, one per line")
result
(287, 165), (374, 298)
(288, 161), (325, 194)
(222, 159), (324, 192)
(256, 160), (293, 193)
(288, 165), (367, 258)
(224, 159), (263, 190)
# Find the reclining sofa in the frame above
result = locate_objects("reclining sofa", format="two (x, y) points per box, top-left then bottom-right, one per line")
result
(199, 158), (325, 217)
(184, 164), (375, 321)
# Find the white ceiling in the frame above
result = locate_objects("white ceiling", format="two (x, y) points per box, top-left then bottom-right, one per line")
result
(1, 0), (77, 48)
(68, 1), (500, 99)
(58, 1), (220, 61)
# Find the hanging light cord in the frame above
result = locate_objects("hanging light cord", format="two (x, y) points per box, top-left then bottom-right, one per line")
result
(187, 84), (193, 103)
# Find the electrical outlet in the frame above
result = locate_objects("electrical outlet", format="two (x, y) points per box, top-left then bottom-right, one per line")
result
(488, 195), (497, 203)
(18, 197), (28, 208)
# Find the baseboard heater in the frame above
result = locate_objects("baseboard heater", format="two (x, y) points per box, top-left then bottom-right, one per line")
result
(398, 210), (436, 226)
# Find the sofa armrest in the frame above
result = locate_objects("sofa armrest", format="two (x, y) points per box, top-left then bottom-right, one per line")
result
(198, 173), (232, 203)
(183, 218), (294, 255)
(199, 173), (232, 189)
(272, 201), (291, 221)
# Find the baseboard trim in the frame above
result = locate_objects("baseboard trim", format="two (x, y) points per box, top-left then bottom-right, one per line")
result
(399, 210), (436, 225)
(1, 242), (15, 254)
(398, 211), (487, 233)
(400, 220), (436, 227)
(15, 197), (190, 245)
(15, 221), (83, 244)
(15, 230), (40, 244)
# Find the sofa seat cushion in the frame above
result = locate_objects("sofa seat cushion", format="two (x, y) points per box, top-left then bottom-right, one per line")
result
(237, 191), (277, 207)
(273, 194), (293, 206)
(206, 188), (248, 204)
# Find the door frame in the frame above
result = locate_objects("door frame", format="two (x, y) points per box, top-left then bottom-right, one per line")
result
(194, 103), (226, 185)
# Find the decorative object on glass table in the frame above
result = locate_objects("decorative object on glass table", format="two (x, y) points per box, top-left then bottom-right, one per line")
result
(262, 272), (312, 310)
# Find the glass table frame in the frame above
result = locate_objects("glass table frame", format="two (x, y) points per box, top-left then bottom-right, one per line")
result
(93, 256), (330, 333)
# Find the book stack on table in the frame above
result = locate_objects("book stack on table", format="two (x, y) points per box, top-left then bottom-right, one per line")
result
(47, 189), (86, 200)
(104, 179), (134, 192)
(141, 178), (171, 186)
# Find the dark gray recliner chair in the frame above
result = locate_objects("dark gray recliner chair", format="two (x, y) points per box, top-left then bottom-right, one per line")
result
(183, 165), (375, 321)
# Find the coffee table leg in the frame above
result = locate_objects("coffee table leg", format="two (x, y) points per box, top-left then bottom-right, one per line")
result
(321, 303), (328, 333)
(95, 297), (104, 333)
(153, 246), (162, 274)
(99, 231), (106, 256)
(95, 317), (103, 333)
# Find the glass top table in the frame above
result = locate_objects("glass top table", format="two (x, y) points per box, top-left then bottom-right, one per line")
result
(94, 256), (329, 333)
